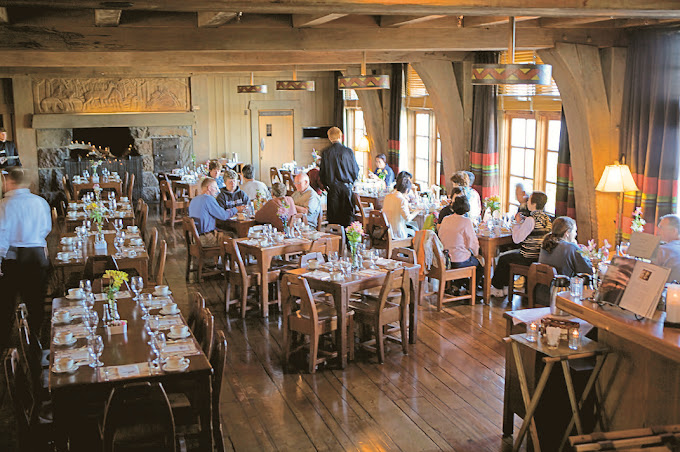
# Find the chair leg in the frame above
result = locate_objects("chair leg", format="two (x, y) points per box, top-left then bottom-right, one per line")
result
(400, 306), (408, 355)
(375, 321), (385, 364)
(197, 256), (204, 282)
(309, 333), (319, 374)
(185, 253), (191, 282)
(348, 315), (355, 362)
(240, 284), (248, 319)
(224, 280), (232, 312)
(283, 325), (291, 371)
(437, 277), (445, 311)
(469, 273), (476, 305)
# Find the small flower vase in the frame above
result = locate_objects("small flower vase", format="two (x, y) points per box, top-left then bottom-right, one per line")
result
(281, 217), (290, 238)
(94, 231), (107, 253)
(349, 241), (361, 270)
(102, 301), (113, 325)
(92, 170), (99, 183)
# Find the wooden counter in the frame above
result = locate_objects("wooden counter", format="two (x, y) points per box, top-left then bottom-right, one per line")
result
(556, 293), (680, 430)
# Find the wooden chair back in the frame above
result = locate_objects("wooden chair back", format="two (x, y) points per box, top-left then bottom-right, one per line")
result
(187, 292), (206, 334)
(147, 227), (158, 278)
(325, 224), (346, 256)
(376, 268), (406, 313)
(123, 172), (129, 196)
(154, 240), (167, 286)
(367, 210), (389, 249)
(137, 201), (148, 239)
(51, 207), (60, 235)
(4, 348), (38, 443)
(281, 274), (319, 326)
(210, 330), (227, 452)
(221, 238), (251, 318)
(301, 252), (325, 267)
(281, 171), (295, 196)
(290, 212), (307, 226)
(270, 167), (282, 185)
(390, 247), (416, 265)
(62, 174), (73, 201)
(182, 217), (200, 250)
(17, 320), (43, 399)
(200, 308), (215, 360)
(102, 382), (176, 452)
(316, 209), (324, 231)
(352, 192), (371, 227)
(527, 263), (557, 308)
(160, 177), (177, 205)
(126, 172), (135, 201)
(83, 255), (119, 281)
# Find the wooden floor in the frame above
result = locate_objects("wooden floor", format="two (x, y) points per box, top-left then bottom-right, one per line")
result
(0, 210), (527, 452)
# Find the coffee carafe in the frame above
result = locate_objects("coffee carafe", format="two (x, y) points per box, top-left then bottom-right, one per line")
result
(550, 275), (571, 316)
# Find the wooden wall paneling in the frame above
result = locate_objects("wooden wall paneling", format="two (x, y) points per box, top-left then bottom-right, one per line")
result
(12, 76), (38, 189)
(411, 60), (466, 191)
(537, 43), (623, 242)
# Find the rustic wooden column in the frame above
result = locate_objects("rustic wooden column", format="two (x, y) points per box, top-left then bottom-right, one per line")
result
(538, 44), (626, 242)
(12, 76), (39, 190)
(412, 60), (467, 190)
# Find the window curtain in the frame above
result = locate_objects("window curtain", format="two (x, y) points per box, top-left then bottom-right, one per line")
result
(387, 63), (404, 174)
(470, 52), (500, 199)
(556, 108), (576, 218)
(620, 31), (680, 235)
(333, 71), (344, 130)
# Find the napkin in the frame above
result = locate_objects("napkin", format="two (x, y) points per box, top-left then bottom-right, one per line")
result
(53, 324), (89, 338)
(143, 298), (166, 309)
(357, 269), (384, 278)
(304, 270), (331, 281)
(156, 316), (184, 328)
(54, 347), (91, 362)
(59, 305), (87, 316)
(163, 340), (201, 356)
(95, 291), (131, 301)
(99, 363), (150, 381)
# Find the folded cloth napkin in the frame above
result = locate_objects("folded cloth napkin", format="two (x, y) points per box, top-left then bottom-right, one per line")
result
(99, 363), (149, 381)
(54, 347), (91, 362)
(304, 270), (331, 281)
(53, 324), (89, 338)
(163, 340), (201, 356)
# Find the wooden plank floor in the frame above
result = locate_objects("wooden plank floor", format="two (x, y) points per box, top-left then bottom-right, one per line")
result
(0, 210), (527, 451)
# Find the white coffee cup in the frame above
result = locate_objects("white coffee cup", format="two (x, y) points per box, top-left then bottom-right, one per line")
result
(68, 211), (78, 218)
(120, 197), (129, 202)
(165, 355), (184, 368)
(127, 225), (139, 233)
(132, 238), (143, 246)
(57, 252), (69, 261)
(126, 249), (137, 258)
(54, 310), (71, 323)
(155, 285), (169, 295)
(55, 331), (74, 344)
(68, 288), (84, 298)
(55, 357), (75, 372)
(170, 325), (189, 337)
(61, 236), (74, 245)
(164, 303), (179, 314)
(307, 259), (319, 270)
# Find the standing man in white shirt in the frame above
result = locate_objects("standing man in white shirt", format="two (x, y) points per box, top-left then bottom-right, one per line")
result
(0, 168), (51, 350)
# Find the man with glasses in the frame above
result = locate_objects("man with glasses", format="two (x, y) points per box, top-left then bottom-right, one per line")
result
(189, 177), (240, 246)
(654, 214), (680, 282)
(292, 172), (321, 228)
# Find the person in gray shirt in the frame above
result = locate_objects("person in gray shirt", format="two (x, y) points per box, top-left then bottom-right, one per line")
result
(539, 216), (593, 277)
(292, 172), (321, 228)
(654, 214), (680, 283)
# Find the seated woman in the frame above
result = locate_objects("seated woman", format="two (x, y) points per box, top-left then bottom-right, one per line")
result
(451, 171), (482, 219)
(383, 176), (422, 239)
(539, 216), (593, 276)
(254, 182), (297, 231)
(438, 187), (464, 223)
(438, 197), (483, 274)
(208, 160), (225, 189)
(368, 153), (395, 186)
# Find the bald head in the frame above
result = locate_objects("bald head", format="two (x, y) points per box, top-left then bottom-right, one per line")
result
(294, 172), (310, 192)
(327, 127), (342, 142)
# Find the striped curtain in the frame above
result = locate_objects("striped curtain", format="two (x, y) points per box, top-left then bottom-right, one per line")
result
(387, 63), (404, 174)
(470, 52), (500, 199)
(556, 109), (576, 218)
(620, 32), (680, 235)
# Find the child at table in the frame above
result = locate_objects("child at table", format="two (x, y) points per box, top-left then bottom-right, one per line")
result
(489, 191), (552, 298)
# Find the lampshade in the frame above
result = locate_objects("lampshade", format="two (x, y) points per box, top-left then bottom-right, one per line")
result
(237, 72), (268, 94)
(595, 162), (639, 193)
(276, 66), (315, 91)
(338, 51), (390, 90)
(356, 135), (370, 153)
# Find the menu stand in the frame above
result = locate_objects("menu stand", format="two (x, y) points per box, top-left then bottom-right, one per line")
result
(505, 333), (610, 452)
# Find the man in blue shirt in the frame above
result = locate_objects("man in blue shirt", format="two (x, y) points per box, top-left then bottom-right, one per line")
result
(189, 177), (242, 246)
(0, 168), (51, 350)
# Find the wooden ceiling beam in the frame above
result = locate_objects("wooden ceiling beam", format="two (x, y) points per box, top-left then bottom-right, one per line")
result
(94, 9), (121, 27)
(292, 13), (347, 27)
(197, 11), (238, 27)
(463, 15), (538, 27)
(0, 7), (8, 24)
(539, 17), (614, 28)
(0, 24), (623, 52)
(380, 15), (446, 27)
(2, 0), (678, 18)
(0, 65), (354, 76)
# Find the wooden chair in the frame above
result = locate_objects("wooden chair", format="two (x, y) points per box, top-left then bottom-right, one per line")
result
(281, 274), (354, 373)
(182, 217), (221, 282)
(17, 319), (50, 399)
(290, 212), (308, 227)
(325, 224), (346, 257)
(509, 262), (531, 301)
(123, 172), (129, 197)
(152, 240), (167, 286)
(366, 210), (413, 258)
(350, 268), (409, 363)
(424, 245), (476, 311)
(352, 192), (372, 228)
(210, 330), (227, 452)
(281, 171), (295, 196)
(315, 209), (325, 231)
(160, 177), (189, 226)
(527, 263), (557, 308)
(126, 172), (135, 201)
(136, 200), (149, 241)
(146, 227), (158, 279)
(199, 308), (215, 361)
(301, 252), (325, 267)
(187, 292), (206, 334)
(102, 382), (177, 452)
(270, 167), (282, 185)
(51, 207), (60, 236)
(61, 174), (73, 201)
(390, 247), (416, 264)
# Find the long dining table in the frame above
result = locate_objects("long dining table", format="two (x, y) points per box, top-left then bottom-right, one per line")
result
(63, 201), (136, 232)
(286, 259), (421, 369)
(71, 180), (123, 200)
(477, 231), (514, 303)
(48, 290), (213, 451)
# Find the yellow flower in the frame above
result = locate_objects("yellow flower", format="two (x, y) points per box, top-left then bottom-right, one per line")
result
(104, 270), (129, 291)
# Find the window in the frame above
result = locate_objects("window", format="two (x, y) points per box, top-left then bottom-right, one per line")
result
(406, 110), (440, 188)
(504, 111), (561, 214)
(344, 108), (370, 177)
(414, 112), (431, 187)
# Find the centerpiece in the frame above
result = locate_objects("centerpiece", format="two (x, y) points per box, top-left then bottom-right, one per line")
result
(91, 159), (103, 183)
(103, 270), (128, 324)
(483, 195), (501, 219)
(578, 239), (612, 288)
(631, 206), (646, 233)
(346, 221), (364, 269)
(278, 200), (291, 237)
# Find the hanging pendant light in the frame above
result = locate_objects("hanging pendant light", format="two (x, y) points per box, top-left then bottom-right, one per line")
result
(237, 72), (268, 93)
(276, 66), (315, 91)
(471, 17), (552, 85)
(338, 51), (390, 90)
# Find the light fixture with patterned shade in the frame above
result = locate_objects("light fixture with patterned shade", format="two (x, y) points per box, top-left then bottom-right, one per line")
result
(276, 66), (315, 91)
(338, 51), (390, 90)
(471, 17), (552, 85)
(237, 72), (268, 94)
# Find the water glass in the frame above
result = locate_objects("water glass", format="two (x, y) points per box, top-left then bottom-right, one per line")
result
(570, 276), (584, 299)
(131, 276), (143, 301)
(88, 335), (104, 367)
(80, 279), (92, 296)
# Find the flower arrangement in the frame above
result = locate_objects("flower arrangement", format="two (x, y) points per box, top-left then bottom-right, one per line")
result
(578, 239), (612, 263)
(91, 160), (103, 171)
(483, 195), (501, 214)
(631, 207), (646, 233)
(85, 202), (105, 224)
(104, 270), (128, 303)
(346, 222), (364, 244)
(253, 190), (267, 211)
(277, 200), (291, 233)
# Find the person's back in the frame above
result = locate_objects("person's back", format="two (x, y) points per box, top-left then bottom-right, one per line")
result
(319, 127), (359, 227)
(654, 215), (680, 282)
(241, 179), (270, 201)
(539, 240), (592, 277)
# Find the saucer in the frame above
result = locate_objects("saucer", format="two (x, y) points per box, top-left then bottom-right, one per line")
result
(163, 358), (190, 372)
(51, 364), (79, 374)
(51, 316), (73, 325)
(167, 331), (191, 340)
(159, 307), (180, 316)
(153, 290), (172, 297)
(65, 293), (85, 300)
(52, 336), (77, 346)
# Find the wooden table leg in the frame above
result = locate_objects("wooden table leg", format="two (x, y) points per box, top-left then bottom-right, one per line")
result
(482, 241), (494, 303)
(259, 252), (272, 318)
(512, 341), (549, 452)
(409, 269), (419, 344)
(502, 318), (515, 437)
(330, 285), (348, 369)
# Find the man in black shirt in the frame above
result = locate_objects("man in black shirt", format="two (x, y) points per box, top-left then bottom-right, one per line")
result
(319, 127), (359, 227)
(0, 128), (21, 168)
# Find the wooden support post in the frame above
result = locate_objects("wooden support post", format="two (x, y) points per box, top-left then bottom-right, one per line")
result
(11, 76), (38, 190)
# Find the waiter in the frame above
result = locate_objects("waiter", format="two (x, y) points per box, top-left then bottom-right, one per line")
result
(319, 127), (359, 227)
(0, 168), (51, 350)
(0, 127), (21, 168)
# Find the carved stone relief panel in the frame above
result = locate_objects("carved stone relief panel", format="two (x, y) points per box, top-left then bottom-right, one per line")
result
(33, 78), (190, 113)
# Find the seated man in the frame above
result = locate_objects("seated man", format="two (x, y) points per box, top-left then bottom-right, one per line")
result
(240, 164), (270, 202)
(208, 160), (225, 189)
(654, 214), (680, 283)
(489, 191), (552, 297)
(368, 153), (395, 186)
(292, 172), (322, 228)
(216, 169), (249, 211)
(188, 177), (242, 246)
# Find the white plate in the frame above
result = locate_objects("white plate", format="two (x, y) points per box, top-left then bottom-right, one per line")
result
(65, 294), (85, 300)
(51, 364), (79, 374)
(167, 331), (191, 340)
(153, 290), (172, 297)
(163, 358), (189, 373)
(52, 336), (78, 346)
(159, 307), (180, 316)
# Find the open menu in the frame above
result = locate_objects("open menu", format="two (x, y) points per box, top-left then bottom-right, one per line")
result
(596, 256), (670, 318)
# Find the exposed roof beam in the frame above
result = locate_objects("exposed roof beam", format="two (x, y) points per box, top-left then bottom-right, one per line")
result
(0, 7), (8, 24)
(292, 14), (347, 27)
(464, 15), (538, 27)
(94, 9), (121, 27)
(539, 17), (614, 28)
(380, 15), (446, 27)
(2, 0), (677, 18)
(197, 11), (238, 27)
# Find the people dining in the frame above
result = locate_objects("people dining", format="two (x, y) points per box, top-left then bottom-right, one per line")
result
(216, 169), (250, 211)
(515, 182), (530, 216)
(383, 176), (423, 239)
(654, 214), (680, 282)
(451, 171), (482, 219)
(396, 170), (418, 202)
(188, 177), (240, 246)
(490, 191), (552, 297)
(437, 197), (482, 278)
(292, 172), (321, 228)
(368, 153), (395, 186)
(438, 187), (464, 223)
(539, 216), (592, 276)
(240, 163), (271, 202)
(208, 160), (225, 189)
(255, 182), (297, 231)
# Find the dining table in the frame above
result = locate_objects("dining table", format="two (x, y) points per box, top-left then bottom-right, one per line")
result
(48, 290), (213, 451)
(286, 258), (421, 369)
(64, 201), (136, 232)
(477, 231), (514, 303)
(71, 179), (123, 200)
(236, 233), (342, 318)
(217, 215), (257, 238)
(172, 179), (202, 199)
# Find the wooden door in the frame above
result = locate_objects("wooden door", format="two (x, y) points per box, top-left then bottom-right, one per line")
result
(258, 110), (294, 182)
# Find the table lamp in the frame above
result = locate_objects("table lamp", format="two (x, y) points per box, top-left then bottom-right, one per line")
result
(595, 159), (639, 245)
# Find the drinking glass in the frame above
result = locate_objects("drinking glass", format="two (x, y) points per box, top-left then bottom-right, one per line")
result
(148, 346), (160, 373)
(88, 335), (104, 367)
(570, 276), (584, 299)
(154, 332), (167, 360)
(139, 300), (150, 320)
(131, 276), (143, 301)
(86, 310), (99, 337)
(369, 249), (379, 269)
(80, 279), (92, 296)
(329, 251), (339, 264)
(113, 219), (123, 232)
